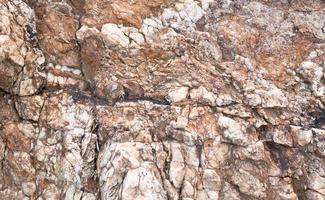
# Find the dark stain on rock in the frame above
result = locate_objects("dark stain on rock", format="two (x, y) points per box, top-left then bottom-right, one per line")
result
(217, 36), (235, 61)
(25, 23), (39, 48)
(313, 109), (325, 129)
(69, 88), (110, 106)
(195, 16), (206, 32)
(123, 81), (144, 100)
(265, 142), (289, 172)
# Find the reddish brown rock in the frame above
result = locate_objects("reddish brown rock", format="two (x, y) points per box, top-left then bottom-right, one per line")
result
(81, 0), (174, 29)
(35, 3), (80, 67)
(1, 0), (325, 199)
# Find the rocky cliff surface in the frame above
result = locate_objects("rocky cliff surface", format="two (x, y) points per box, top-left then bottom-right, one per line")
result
(0, 0), (324, 199)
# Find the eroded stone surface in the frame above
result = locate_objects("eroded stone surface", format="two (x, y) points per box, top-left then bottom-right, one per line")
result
(0, 0), (325, 199)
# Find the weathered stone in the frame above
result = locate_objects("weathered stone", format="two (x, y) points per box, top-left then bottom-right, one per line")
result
(1, 0), (325, 199)
(298, 61), (324, 97)
(167, 86), (189, 103)
(218, 115), (250, 146)
(190, 86), (216, 106)
(244, 79), (289, 108)
(291, 125), (313, 146)
(35, 3), (80, 67)
(273, 128), (293, 147)
(101, 23), (130, 47)
(81, 0), (174, 29)
(314, 128), (325, 157)
(230, 168), (266, 198)
(21, 182), (36, 197)
(15, 95), (44, 121)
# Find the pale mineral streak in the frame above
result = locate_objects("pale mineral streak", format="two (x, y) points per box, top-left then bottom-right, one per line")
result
(0, 0), (325, 200)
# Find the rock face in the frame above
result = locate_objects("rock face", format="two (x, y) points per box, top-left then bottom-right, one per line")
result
(0, 0), (325, 199)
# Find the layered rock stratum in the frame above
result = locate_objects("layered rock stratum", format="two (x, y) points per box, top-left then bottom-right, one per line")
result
(0, 0), (324, 199)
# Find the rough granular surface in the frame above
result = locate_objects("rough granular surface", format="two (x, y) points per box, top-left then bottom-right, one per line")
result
(0, 0), (324, 199)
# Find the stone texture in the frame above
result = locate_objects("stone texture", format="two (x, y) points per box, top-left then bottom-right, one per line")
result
(0, 0), (325, 199)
